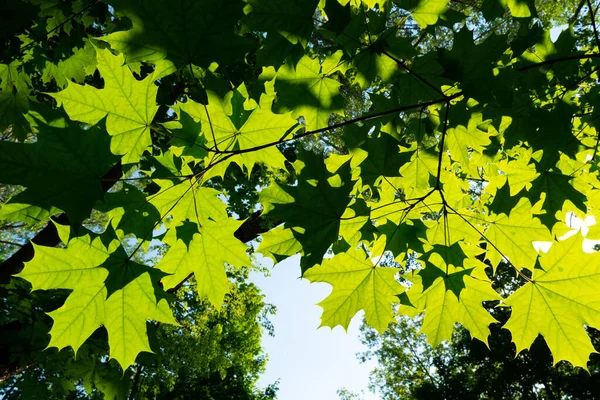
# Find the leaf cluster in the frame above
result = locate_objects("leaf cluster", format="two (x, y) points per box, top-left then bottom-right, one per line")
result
(2, 1), (600, 397)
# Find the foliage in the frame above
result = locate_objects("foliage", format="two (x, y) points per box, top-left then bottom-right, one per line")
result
(359, 291), (600, 399)
(2, 0), (600, 397)
(0, 267), (277, 399)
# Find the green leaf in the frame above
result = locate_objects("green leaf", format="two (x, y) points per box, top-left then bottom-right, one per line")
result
(243, 0), (319, 46)
(41, 40), (96, 87)
(504, 236), (600, 368)
(351, 132), (410, 187)
(304, 246), (405, 333)
(266, 51), (345, 130)
(500, 0), (534, 17)
(149, 179), (228, 229)
(50, 48), (176, 163)
(481, 198), (551, 271)
(372, 219), (427, 263)
(0, 121), (118, 224)
(526, 172), (588, 230)
(0, 90), (30, 141)
(156, 219), (250, 307)
(258, 225), (303, 264)
(402, 255), (501, 345)
(162, 110), (208, 160)
(103, 0), (255, 67)
(17, 232), (177, 369)
(178, 87), (297, 176)
(352, 46), (398, 89)
(397, 0), (450, 28)
(260, 151), (356, 270)
(97, 184), (162, 239)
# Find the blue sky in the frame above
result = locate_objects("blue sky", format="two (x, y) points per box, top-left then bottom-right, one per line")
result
(251, 254), (378, 400)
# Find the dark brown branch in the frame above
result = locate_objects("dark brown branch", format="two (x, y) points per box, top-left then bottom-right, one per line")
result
(0, 362), (34, 385)
(233, 211), (280, 243)
(570, 0), (587, 24)
(517, 53), (600, 71)
(128, 365), (143, 400)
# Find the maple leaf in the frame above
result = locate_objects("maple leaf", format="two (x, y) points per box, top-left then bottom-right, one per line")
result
(149, 178), (228, 229)
(0, 63), (31, 141)
(96, 184), (162, 239)
(50, 48), (176, 163)
(348, 132), (410, 188)
(17, 229), (177, 369)
(525, 171), (588, 230)
(352, 46), (399, 89)
(304, 246), (405, 333)
(103, 0), (256, 67)
(445, 122), (491, 167)
(503, 235), (600, 368)
(260, 151), (356, 270)
(264, 51), (345, 131)
(398, 148), (439, 196)
(0, 90), (29, 140)
(41, 40), (97, 88)
(156, 219), (250, 307)
(481, 198), (551, 271)
(396, 0), (450, 27)
(0, 120), (118, 224)
(500, 0), (533, 17)
(178, 87), (297, 177)
(496, 147), (540, 196)
(401, 254), (501, 345)
(243, 0), (319, 47)
(258, 225), (303, 264)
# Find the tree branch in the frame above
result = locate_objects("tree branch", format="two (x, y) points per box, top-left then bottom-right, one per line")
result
(206, 92), (463, 156)
(19, 0), (101, 56)
(381, 49), (448, 98)
(517, 53), (600, 71)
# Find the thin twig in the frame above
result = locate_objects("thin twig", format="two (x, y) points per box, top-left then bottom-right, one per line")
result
(19, 0), (100, 56)
(570, 0), (587, 24)
(517, 53), (600, 71)
(207, 93), (462, 155)
(0, 239), (24, 247)
(445, 204), (532, 283)
(381, 49), (448, 98)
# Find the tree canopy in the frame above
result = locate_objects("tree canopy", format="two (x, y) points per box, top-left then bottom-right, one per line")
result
(2, 0), (600, 396)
